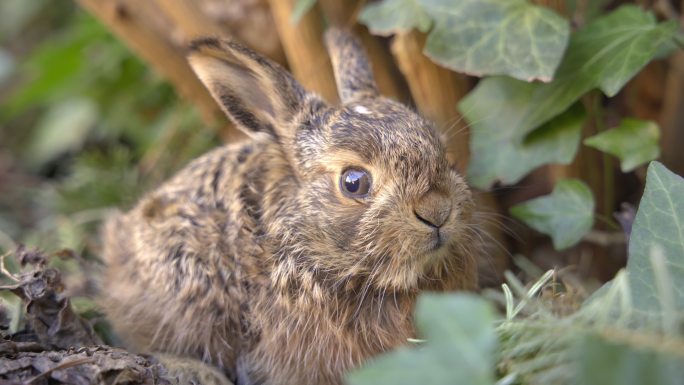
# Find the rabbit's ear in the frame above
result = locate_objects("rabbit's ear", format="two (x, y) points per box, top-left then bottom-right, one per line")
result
(188, 38), (308, 139)
(325, 28), (379, 103)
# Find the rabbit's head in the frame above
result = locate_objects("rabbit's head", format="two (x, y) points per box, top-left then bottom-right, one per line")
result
(188, 30), (476, 293)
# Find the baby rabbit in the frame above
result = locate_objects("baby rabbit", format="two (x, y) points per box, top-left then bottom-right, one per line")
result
(101, 28), (479, 385)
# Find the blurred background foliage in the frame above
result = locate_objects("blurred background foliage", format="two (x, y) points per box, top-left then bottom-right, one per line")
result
(0, 0), (218, 260)
(0, 2), (219, 335)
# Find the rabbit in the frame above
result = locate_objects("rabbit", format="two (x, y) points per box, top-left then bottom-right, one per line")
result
(100, 28), (479, 385)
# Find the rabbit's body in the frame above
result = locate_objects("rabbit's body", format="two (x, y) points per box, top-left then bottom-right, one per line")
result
(102, 30), (478, 385)
(103, 142), (261, 374)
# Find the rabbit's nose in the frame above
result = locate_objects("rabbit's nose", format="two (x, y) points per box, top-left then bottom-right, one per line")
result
(414, 191), (452, 229)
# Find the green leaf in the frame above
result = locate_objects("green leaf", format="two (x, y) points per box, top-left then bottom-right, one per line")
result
(347, 294), (497, 385)
(590, 12), (678, 97)
(627, 162), (684, 312)
(4, 14), (112, 117)
(510, 180), (595, 250)
(467, 100), (586, 189)
(584, 119), (660, 172)
(290, 0), (317, 24)
(460, 6), (677, 188)
(28, 98), (98, 168)
(577, 333), (684, 385)
(359, 0), (432, 35)
(419, 0), (569, 82)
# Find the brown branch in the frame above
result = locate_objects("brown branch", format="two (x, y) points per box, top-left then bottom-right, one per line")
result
(156, 0), (287, 65)
(155, 0), (225, 41)
(659, 6), (684, 176)
(357, 32), (410, 102)
(582, 230), (626, 247)
(654, 0), (680, 20)
(266, 0), (339, 103)
(661, 82), (684, 173)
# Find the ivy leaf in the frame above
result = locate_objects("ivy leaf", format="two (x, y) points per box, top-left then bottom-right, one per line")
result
(577, 333), (684, 385)
(28, 98), (98, 169)
(626, 162), (684, 312)
(467, 99), (586, 189)
(461, 6), (677, 188)
(419, 0), (569, 82)
(589, 11), (678, 97)
(584, 119), (660, 172)
(347, 294), (497, 385)
(511, 180), (595, 250)
(359, 0), (432, 35)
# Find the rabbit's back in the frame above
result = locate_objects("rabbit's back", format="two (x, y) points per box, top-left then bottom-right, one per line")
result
(101, 140), (267, 374)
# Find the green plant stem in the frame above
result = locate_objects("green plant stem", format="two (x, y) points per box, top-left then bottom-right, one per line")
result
(591, 93), (617, 229)
(594, 214), (621, 231)
(674, 34), (684, 50)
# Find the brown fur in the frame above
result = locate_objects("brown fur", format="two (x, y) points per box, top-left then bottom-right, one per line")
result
(101, 28), (479, 385)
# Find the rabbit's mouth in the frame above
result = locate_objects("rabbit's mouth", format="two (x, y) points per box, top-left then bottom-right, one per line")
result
(420, 217), (465, 254)
(367, 237), (470, 291)
(425, 230), (445, 252)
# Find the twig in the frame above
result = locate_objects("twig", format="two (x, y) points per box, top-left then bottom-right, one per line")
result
(155, 0), (225, 43)
(267, 0), (339, 102)
(0, 251), (19, 282)
(659, 1), (684, 175)
(24, 357), (95, 385)
(581, 230), (626, 247)
(654, 0), (680, 20)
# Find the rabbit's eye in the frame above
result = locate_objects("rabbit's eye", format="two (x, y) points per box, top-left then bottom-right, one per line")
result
(340, 168), (372, 198)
